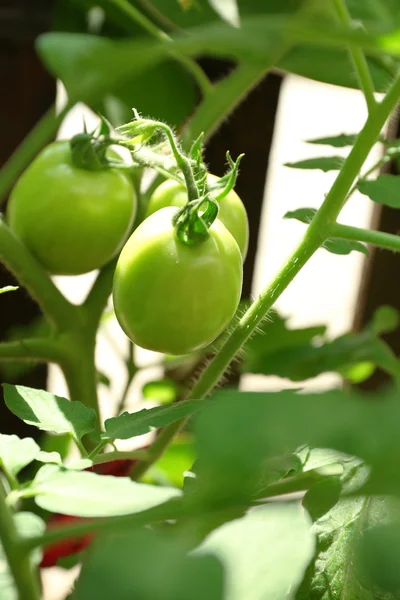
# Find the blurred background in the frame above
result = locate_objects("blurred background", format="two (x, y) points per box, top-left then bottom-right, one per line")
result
(1, 2), (400, 597)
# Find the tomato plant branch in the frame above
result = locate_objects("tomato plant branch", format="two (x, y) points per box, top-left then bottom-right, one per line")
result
(0, 337), (67, 364)
(131, 70), (400, 480)
(0, 219), (80, 331)
(332, 0), (376, 113)
(0, 479), (40, 600)
(108, 0), (212, 96)
(331, 223), (400, 252)
(0, 104), (71, 206)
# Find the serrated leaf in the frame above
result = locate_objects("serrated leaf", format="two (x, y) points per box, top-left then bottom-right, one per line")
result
(196, 503), (314, 600)
(0, 434), (39, 477)
(3, 384), (97, 441)
(103, 399), (204, 441)
(31, 466), (181, 517)
(306, 133), (357, 147)
(284, 157), (345, 171)
(0, 512), (45, 600)
(0, 286), (18, 295)
(208, 0), (240, 27)
(357, 174), (400, 208)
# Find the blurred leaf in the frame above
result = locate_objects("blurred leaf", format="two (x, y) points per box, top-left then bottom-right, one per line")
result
(0, 286), (18, 295)
(357, 174), (400, 208)
(279, 46), (398, 93)
(196, 503), (314, 600)
(102, 399), (204, 441)
(302, 477), (342, 521)
(306, 133), (357, 147)
(358, 521), (400, 594)
(284, 208), (369, 256)
(0, 434), (39, 477)
(208, 0), (240, 27)
(193, 388), (400, 503)
(0, 512), (45, 600)
(73, 527), (223, 600)
(3, 384), (97, 441)
(31, 465), (181, 517)
(370, 305), (400, 335)
(142, 379), (181, 405)
(101, 61), (198, 128)
(35, 451), (62, 465)
(338, 361), (375, 383)
(284, 156), (345, 171)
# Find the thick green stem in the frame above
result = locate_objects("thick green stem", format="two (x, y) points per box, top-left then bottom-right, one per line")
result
(331, 223), (400, 252)
(0, 219), (80, 331)
(0, 479), (40, 600)
(0, 104), (70, 205)
(332, 0), (376, 113)
(131, 71), (400, 480)
(0, 337), (67, 363)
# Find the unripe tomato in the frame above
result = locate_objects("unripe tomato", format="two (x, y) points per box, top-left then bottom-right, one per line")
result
(7, 142), (136, 275)
(113, 207), (242, 355)
(146, 174), (249, 259)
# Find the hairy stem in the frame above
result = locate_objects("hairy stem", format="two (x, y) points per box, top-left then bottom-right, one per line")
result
(0, 479), (40, 600)
(131, 70), (400, 480)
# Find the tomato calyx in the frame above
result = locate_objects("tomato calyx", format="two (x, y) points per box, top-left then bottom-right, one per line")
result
(70, 117), (126, 172)
(173, 195), (219, 246)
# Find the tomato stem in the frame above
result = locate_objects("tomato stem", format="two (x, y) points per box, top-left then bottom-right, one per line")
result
(330, 223), (400, 253)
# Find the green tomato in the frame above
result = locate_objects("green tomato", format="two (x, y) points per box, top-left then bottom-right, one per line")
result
(7, 141), (136, 275)
(146, 174), (249, 259)
(113, 207), (242, 355)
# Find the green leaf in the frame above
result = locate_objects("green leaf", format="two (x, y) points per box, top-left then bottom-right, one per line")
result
(302, 477), (342, 521)
(306, 133), (358, 147)
(284, 157), (345, 171)
(370, 305), (400, 335)
(284, 208), (369, 256)
(31, 466), (181, 516)
(73, 527), (223, 600)
(297, 495), (398, 599)
(0, 512), (45, 600)
(3, 384), (97, 441)
(0, 434), (39, 477)
(357, 174), (400, 208)
(359, 521), (400, 594)
(284, 207), (317, 224)
(102, 399), (204, 441)
(35, 451), (62, 465)
(193, 388), (400, 502)
(196, 503), (314, 600)
(143, 435), (197, 488)
(0, 286), (18, 295)
(323, 237), (369, 256)
(208, 0), (240, 27)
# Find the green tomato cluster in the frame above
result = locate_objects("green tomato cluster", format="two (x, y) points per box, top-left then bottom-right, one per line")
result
(8, 142), (248, 355)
